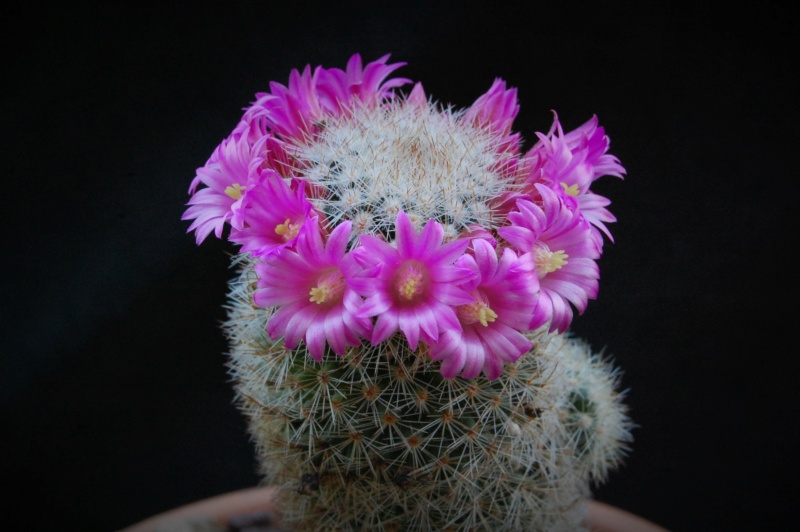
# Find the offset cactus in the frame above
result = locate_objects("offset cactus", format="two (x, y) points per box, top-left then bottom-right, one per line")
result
(184, 54), (633, 531)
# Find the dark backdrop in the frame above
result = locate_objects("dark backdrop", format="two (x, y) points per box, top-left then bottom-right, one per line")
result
(3, 2), (796, 530)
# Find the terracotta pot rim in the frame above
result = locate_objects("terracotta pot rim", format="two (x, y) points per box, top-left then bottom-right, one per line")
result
(121, 486), (668, 532)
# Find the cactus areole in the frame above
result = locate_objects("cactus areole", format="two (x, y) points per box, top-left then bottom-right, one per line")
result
(184, 54), (634, 531)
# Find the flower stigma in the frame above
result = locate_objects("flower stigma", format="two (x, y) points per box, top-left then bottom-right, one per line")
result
(275, 218), (301, 241)
(393, 262), (428, 302)
(458, 300), (498, 327)
(534, 246), (569, 277)
(561, 182), (580, 197)
(224, 183), (246, 200)
(309, 271), (346, 305)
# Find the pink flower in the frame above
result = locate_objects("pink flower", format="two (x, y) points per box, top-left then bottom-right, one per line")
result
(182, 134), (265, 244)
(244, 64), (325, 143)
(521, 113), (625, 245)
(183, 54), (415, 246)
(229, 170), (316, 258)
(429, 238), (542, 380)
(253, 220), (372, 360)
(462, 78), (521, 155)
(560, 115), (626, 245)
(237, 54), (411, 146)
(316, 53), (411, 114)
(349, 211), (476, 350)
(562, 115), (626, 182)
(228, 114), (295, 178)
(498, 185), (600, 334)
(405, 82), (428, 109)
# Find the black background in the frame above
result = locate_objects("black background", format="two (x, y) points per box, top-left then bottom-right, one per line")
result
(3, 2), (796, 530)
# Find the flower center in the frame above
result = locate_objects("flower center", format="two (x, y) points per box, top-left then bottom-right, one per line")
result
(457, 300), (498, 327)
(224, 183), (246, 200)
(560, 182), (580, 197)
(534, 245), (568, 277)
(275, 218), (301, 241)
(309, 270), (346, 306)
(392, 261), (429, 303)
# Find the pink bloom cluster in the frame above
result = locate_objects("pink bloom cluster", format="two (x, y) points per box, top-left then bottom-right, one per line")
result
(184, 54), (625, 380)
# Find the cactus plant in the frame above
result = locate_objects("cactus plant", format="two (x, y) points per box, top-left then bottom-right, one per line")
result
(184, 54), (634, 531)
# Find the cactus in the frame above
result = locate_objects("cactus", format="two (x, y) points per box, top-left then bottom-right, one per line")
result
(184, 54), (634, 531)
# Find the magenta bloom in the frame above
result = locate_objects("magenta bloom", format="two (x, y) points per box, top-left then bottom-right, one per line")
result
(229, 170), (316, 258)
(429, 238), (542, 381)
(562, 115), (626, 182)
(561, 115), (626, 245)
(349, 212), (476, 350)
(316, 53), (411, 113)
(521, 114), (625, 245)
(182, 134), (265, 244)
(253, 220), (372, 360)
(498, 185), (600, 334)
(462, 78), (521, 155)
(247, 64), (326, 143)
(237, 54), (411, 146)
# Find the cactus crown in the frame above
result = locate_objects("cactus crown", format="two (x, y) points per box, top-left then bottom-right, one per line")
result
(297, 100), (516, 243)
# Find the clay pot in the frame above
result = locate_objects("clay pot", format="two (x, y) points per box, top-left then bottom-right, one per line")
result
(122, 487), (668, 532)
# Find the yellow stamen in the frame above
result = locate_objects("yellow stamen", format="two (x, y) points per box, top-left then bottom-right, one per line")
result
(534, 247), (569, 276)
(275, 218), (300, 241)
(457, 301), (498, 327)
(399, 274), (422, 299)
(309, 286), (329, 304)
(309, 272), (346, 305)
(394, 262), (427, 301)
(561, 182), (580, 197)
(224, 183), (245, 200)
(477, 306), (497, 327)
